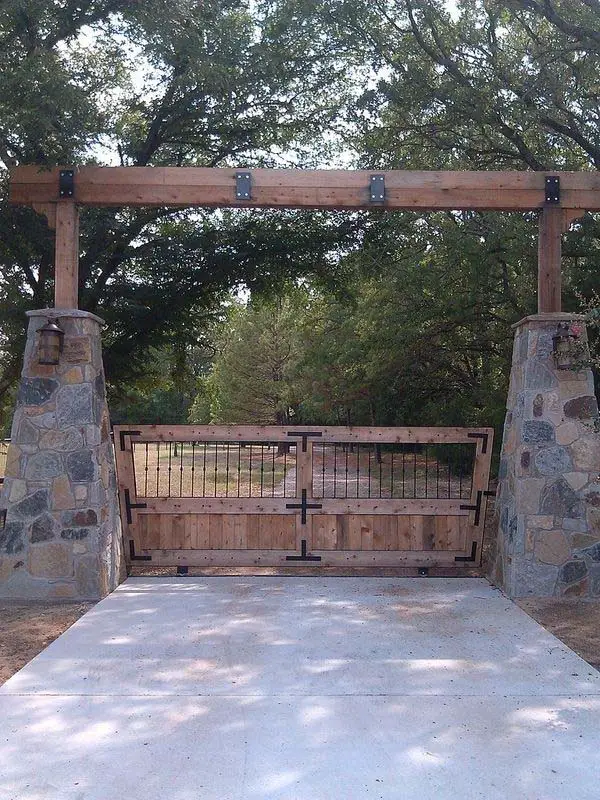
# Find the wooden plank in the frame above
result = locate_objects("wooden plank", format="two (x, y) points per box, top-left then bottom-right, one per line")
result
(372, 515), (391, 551)
(422, 517), (436, 551)
(247, 515), (260, 549)
(11, 166), (600, 211)
(409, 516), (424, 550)
(171, 514), (186, 549)
(538, 207), (562, 312)
(54, 202), (79, 308)
(209, 515), (223, 549)
(126, 423), (495, 446)
(396, 516), (411, 550)
(360, 516), (374, 551)
(159, 514), (173, 550)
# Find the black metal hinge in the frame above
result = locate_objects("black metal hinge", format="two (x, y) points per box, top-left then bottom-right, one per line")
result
(119, 429), (141, 451)
(123, 488), (147, 524)
(129, 539), (152, 562)
(0, 509), (6, 530)
(286, 489), (322, 524)
(59, 169), (74, 199)
(545, 175), (560, 204)
(176, 565), (189, 576)
(370, 174), (385, 202)
(455, 541), (478, 563)
(236, 171), (252, 200)
(467, 431), (489, 454)
(460, 489), (495, 527)
(287, 430), (323, 452)
(286, 538), (322, 562)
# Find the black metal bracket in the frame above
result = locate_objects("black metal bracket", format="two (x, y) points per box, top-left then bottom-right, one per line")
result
(370, 174), (385, 202)
(176, 566), (189, 576)
(455, 541), (478, 563)
(124, 488), (147, 525)
(119, 429), (141, 451)
(286, 538), (322, 562)
(545, 175), (560, 204)
(59, 169), (74, 199)
(286, 430), (323, 452)
(286, 489), (322, 525)
(418, 566), (429, 576)
(467, 431), (489, 454)
(129, 539), (152, 562)
(460, 489), (495, 527)
(0, 509), (6, 530)
(236, 171), (252, 201)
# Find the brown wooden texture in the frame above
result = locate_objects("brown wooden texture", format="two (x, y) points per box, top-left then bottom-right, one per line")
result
(54, 202), (79, 308)
(113, 425), (493, 568)
(11, 166), (600, 211)
(538, 207), (563, 313)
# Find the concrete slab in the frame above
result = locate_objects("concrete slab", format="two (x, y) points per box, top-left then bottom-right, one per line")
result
(1, 577), (599, 799)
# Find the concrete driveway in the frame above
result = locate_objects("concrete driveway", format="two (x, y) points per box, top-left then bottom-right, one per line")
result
(1, 577), (599, 799)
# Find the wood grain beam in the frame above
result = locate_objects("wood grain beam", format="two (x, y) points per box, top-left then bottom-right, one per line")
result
(10, 166), (600, 211)
(538, 207), (563, 313)
(54, 202), (79, 309)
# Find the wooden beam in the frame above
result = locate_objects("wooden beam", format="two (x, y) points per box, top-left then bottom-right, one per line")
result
(54, 202), (79, 309)
(538, 207), (562, 313)
(10, 166), (600, 211)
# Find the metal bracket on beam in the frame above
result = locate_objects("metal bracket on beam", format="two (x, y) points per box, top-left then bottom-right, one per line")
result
(455, 541), (478, 563)
(129, 539), (152, 562)
(370, 174), (385, 203)
(545, 176), (560, 204)
(59, 169), (74, 199)
(235, 171), (252, 201)
(119, 430), (141, 451)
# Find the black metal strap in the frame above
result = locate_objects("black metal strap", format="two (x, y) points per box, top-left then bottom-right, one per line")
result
(370, 174), (385, 202)
(286, 489), (322, 524)
(455, 541), (478, 563)
(59, 169), (74, 198)
(129, 539), (152, 562)
(119, 429), (141, 451)
(545, 175), (560, 204)
(286, 430), (323, 452)
(467, 431), (489, 454)
(124, 488), (147, 524)
(460, 489), (495, 527)
(236, 171), (252, 200)
(286, 539), (322, 562)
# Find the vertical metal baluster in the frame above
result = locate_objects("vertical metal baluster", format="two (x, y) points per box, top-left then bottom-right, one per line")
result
(345, 442), (349, 499)
(334, 443), (340, 499)
(179, 441), (184, 497)
(356, 443), (360, 498)
(436, 446), (440, 499)
(459, 447), (464, 499)
(379, 445), (383, 498)
(191, 442), (196, 497)
(272, 442), (276, 497)
(156, 442), (160, 496)
(413, 450), (417, 498)
(402, 448), (406, 499)
(260, 444), (264, 497)
(167, 441), (172, 497)
(249, 444), (253, 497)
(367, 445), (372, 498)
(425, 446), (429, 498)
(144, 442), (149, 496)
(202, 442), (207, 496)
(237, 444), (241, 497)
(214, 442), (219, 496)
(283, 445), (287, 497)
(226, 442), (230, 497)
(390, 450), (394, 499)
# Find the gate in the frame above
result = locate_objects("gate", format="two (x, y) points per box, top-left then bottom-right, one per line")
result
(114, 425), (493, 571)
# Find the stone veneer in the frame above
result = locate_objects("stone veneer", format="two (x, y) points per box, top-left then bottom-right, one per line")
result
(494, 313), (600, 597)
(0, 309), (125, 599)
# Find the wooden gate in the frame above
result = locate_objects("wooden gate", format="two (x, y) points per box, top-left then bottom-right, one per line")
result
(114, 425), (493, 571)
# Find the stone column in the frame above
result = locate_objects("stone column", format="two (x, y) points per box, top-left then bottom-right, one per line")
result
(0, 309), (125, 599)
(494, 313), (600, 598)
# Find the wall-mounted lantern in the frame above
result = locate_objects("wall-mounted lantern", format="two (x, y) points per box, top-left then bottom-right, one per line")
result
(552, 321), (583, 370)
(38, 319), (65, 365)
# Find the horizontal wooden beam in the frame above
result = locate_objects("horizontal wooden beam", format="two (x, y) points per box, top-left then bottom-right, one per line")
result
(10, 166), (600, 211)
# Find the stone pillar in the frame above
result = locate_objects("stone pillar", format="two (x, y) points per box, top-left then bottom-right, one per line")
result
(494, 313), (600, 598)
(0, 309), (125, 599)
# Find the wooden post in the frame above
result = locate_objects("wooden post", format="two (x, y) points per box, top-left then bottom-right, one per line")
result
(54, 201), (79, 309)
(538, 207), (562, 313)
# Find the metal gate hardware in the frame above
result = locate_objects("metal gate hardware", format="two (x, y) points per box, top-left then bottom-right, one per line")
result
(467, 431), (489, 454)
(176, 566), (189, 576)
(118, 429), (141, 451)
(129, 540), (151, 561)
(459, 489), (495, 527)
(286, 538), (322, 562)
(455, 541), (478, 563)
(59, 169), (74, 199)
(285, 489), (322, 525)
(370, 174), (385, 202)
(418, 566), (429, 576)
(236, 172), (252, 200)
(123, 488), (147, 524)
(545, 176), (560, 204)
(286, 430), (323, 452)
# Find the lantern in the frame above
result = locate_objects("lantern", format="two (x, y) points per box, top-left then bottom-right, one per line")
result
(552, 322), (581, 370)
(38, 319), (64, 365)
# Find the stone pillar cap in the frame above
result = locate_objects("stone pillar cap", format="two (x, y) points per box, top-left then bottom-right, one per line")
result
(26, 308), (105, 325)
(512, 312), (585, 330)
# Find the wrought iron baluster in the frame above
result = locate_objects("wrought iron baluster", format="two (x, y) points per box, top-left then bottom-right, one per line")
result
(168, 441), (172, 497)
(237, 444), (241, 497)
(390, 450), (394, 499)
(226, 442), (230, 497)
(156, 442), (160, 496)
(260, 444), (265, 497)
(202, 441), (207, 496)
(214, 442), (219, 497)
(356, 443), (360, 498)
(425, 446), (429, 499)
(345, 442), (349, 499)
(179, 441), (184, 497)
(191, 442), (196, 497)
(144, 442), (149, 496)
(249, 444), (253, 497)
(272, 442), (276, 497)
